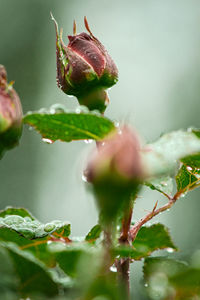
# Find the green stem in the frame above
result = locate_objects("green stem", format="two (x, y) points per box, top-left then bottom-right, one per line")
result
(117, 202), (133, 299)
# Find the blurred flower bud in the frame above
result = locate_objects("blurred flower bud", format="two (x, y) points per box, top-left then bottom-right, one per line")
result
(51, 14), (118, 112)
(86, 126), (143, 222)
(0, 65), (23, 157)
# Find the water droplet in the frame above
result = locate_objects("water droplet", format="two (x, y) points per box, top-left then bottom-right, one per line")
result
(42, 138), (54, 144)
(84, 139), (93, 144)
(3, 215), (24, 225)
(166, 247), (174, 253)
(82, 174), (88, 182)
(144, 283), (148, 287)
(187, 127), (194, 133)
(24, 217), (32, 223)
(19, 228), (35, 239)
(75, 105), (89, 114)
(47, 240), (53, 245)
(180, 193), (186, 198)
(38, 108), (47, 114)
(28, 126), (33, 131)
(50, 103), (66, 114)
(161, 181), (167, 186)
(110, 265), (117, 272)
(186, 166), (193, 172)
(44, 223), (56, 232)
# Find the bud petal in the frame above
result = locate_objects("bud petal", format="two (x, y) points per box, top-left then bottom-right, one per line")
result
(0, 65), (23, 157)
(86, 126), (143, 222)
(51, 14), (118, 112)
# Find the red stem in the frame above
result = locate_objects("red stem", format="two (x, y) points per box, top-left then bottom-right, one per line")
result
(129, 192), (180, 242)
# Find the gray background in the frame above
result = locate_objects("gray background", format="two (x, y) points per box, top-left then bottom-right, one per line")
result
(0, 0), (200, 298)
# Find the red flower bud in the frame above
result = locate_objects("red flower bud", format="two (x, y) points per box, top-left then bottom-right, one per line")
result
(51, 14), (118, 112)
(0, 65), (23, 157)
(86, 126), (143, 222)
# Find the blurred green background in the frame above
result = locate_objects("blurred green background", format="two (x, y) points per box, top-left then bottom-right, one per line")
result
(0, 0), (200, 298)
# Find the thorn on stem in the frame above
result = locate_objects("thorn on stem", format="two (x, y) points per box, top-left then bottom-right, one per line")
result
(152, 200), (158, 213)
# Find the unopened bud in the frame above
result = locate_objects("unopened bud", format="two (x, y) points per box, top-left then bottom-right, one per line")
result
(0, 65), (22, 157)
(51, 14), (118, 112)
(86, 126), (143, 222)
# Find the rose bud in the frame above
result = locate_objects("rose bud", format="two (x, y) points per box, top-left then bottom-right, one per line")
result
(0, 65), (23, 158)
(86, 126), (143, 223)
(51, 14), (118, 113)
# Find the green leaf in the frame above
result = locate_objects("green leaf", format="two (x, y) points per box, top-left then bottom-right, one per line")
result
(171, 268), (200, 290)
(0, 207), (71, 267)
(181, 153), (200, 168)
(48, 242), (97, 278)
(113, 224), (177, 260)
(143, 129), (200, 178)
(1, 242), (59, 297)
(145, 176), (173, 197)
(143, 257), (200, 299)
(23, 107), (115, 142)
(176, 164), (200, 195)
(0, 207), (35, 219)
(144, 257), (187, 280)
(0, 207), (71, 239)
(193, 128), (200, 138)
(0, 245), (18, 298)
(85, 224), (102, 242)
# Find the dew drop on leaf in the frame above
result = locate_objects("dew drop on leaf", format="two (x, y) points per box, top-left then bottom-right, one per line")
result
(166, 247), (174, 253)
(186, 166), (193, 172)
(42, 138), (54, 144)
(84, 139), (93, 144)
(44, 223), (56, 232)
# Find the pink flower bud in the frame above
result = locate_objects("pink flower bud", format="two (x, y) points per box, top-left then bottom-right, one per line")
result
(86, 126), (143, 222)
(0, 65), (23, 157)
(51, 14), (118, 112)
(87, 126), (143, 182)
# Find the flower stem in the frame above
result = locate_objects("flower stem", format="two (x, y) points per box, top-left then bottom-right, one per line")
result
(117, 202), (134, 299)
(129, 192), (180, 242)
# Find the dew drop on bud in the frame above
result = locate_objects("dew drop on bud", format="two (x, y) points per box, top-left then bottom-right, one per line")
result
(82, 174), (88, 182)
(42, 138), (54, 144)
